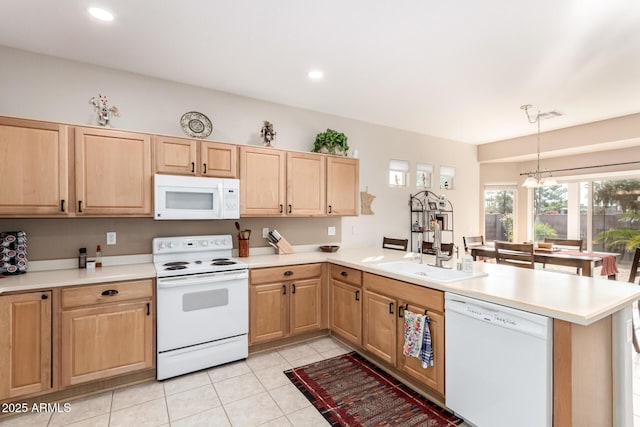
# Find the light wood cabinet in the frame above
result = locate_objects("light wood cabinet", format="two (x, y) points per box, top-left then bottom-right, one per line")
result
(154, 135), (237, 178)
(75, 127), (152, 216)
(240, 146), (286, 216)
(250, 264), (324, 344)
(287, 152), (326, 216)
(0, 117), (69, 216)
(326, 156), (359, 216)
(60, 279), (153, 387)
(329, 265), (362, 347)
(0, 291), (52, 400)
(362, 272), (445, 395)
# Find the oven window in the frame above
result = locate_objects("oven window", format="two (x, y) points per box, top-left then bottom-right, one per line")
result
(166, 191), (214, 210)
(183, 289), (228, 311)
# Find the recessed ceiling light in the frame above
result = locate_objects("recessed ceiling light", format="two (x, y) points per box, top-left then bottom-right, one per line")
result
(88, 7), (114, 22)
(308, 70), (323, 80)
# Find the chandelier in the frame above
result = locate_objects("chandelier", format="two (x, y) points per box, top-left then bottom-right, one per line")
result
(520, 104), (559, 188)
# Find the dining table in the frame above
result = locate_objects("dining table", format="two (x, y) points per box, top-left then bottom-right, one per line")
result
(469, 245), (620, 278)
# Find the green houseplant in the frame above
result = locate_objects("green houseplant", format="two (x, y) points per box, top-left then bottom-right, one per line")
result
(312, 128), (349, 156)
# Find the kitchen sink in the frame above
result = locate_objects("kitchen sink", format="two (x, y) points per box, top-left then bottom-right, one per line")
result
(375, 261), (488, 283)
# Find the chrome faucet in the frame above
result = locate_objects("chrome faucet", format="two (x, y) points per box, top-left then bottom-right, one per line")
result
(433, 222), (452, 268)
(415, 234), (424, 264)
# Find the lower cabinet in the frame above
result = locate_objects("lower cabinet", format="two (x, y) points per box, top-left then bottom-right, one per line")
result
(362, 272), (445, 395)
(329, 265), (363, 347)
(60, 279), (154, 387)
(250, 264), (325, 345)
(0, 291), (52, 400)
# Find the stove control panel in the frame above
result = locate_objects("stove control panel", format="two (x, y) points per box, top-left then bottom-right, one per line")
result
(153, 235), (233, 254)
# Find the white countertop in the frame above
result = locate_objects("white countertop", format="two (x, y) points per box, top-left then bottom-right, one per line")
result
(2, 247), (638, 326)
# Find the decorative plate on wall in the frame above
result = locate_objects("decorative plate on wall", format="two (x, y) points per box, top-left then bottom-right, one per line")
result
(180, 111), (212, 138)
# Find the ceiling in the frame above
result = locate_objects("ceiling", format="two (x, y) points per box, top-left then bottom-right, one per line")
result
(1, 0), (640, 144)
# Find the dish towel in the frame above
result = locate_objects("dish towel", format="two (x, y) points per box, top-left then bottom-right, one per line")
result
(402, 310), (425, 358)
(420, 313), (434, 368)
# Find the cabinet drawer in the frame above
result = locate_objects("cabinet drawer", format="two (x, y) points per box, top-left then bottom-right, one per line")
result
(330, 264), (362, 287)
(363, 272), (443, 313)
(251, 263), (322, 285)
(62, 279), (153, 309)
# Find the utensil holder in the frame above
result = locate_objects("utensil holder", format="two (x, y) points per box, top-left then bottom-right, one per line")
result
(239, 239), (249, 257)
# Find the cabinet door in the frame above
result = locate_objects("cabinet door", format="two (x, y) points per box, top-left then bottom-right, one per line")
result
(326, 157), (359, 216)
(0, 291), (52, 399)
(61, 300), (153, 386)
(396, 304), (445, 395)
(75, 127), (152, 216)
(240, 146), (286, 216)
(330, 279), (362, 347)
(290, 277), (322, 335)
(154, 135), (197, 175)
(287, 152), (325, 216)
(201, 141), (238, 178)
(249, 282), (288, 344)
(0, 117), (69, 215)
(363, 290), (396, 365)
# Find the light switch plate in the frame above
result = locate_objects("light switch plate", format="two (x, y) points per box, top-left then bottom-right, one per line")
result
(328, 226), (336, 236)
(262, 228), (269, 238)
(106, 232), (117, 245)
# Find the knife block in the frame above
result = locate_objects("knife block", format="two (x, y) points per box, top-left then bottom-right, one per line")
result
(275, 237), (295, 254)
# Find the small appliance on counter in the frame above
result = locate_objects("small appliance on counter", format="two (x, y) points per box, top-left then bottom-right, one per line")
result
(1, 231), (27, 275)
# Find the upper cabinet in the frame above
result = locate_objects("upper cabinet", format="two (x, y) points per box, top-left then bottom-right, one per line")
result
(240, 146), (356, 217)
(0, 117), (69, 216)
(154, 135), (238, 178)
(327, 157), (359, 216)
(75, 127), (152, 216)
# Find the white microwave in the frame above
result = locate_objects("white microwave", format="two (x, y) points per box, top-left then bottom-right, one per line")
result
(154, 174), (240, 220)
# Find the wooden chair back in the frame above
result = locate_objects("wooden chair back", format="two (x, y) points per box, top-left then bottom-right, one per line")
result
(543, 238), (583, 251)
(495, 241), (535, 269)
(382, 237), (408, 251)
(421, 241), (454, 256)
(463, 235), (484, 252)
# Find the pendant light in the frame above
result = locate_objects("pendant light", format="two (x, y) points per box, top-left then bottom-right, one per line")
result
(520, 104), (560, 188)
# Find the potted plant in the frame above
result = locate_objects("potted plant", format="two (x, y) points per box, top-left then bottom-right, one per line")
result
(312, 128), (349, 156)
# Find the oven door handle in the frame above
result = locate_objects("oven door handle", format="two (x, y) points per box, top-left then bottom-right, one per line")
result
(157, 271), (248, 288)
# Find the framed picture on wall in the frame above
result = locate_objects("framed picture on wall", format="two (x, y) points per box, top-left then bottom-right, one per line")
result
(435, 214), (448, 230)
(428, 202), (438, 211)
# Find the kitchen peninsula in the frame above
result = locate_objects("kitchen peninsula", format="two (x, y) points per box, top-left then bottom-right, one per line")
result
(1, 248), (638, 426)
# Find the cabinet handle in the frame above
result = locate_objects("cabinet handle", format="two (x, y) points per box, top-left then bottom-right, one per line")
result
(389, 302), (394, 314)
(41, 294), (48, 300)
(284, 271), (293, 276)
(398, 305), (405, 318)
(146, 303), (150, 316)
(279, 204), (283, 213)
(203, 163), (207, 174)
(341, 271), (348, 277)
(328, 205), (332, 214)
(101, 289), (119, 296)
(288, 204), (292, 214)
(191, 162), (195, 173)
(282, 285), (287, 295)
(292, 284), (296, 294)
(355, 290), (360, 301)
(78, 200), (83, 213)
(60, 199), (65, 212)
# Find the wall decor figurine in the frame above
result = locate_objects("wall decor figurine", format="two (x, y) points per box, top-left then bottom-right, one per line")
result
(89, 93), (119, 126)
(261, 121), (276, 147)
(360, 189), (376, 215)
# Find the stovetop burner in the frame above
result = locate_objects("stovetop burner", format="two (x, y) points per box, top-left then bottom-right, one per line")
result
(212, 260), (236, 266)
(165, 265), (188, 271)
(164, 261), (189, 267)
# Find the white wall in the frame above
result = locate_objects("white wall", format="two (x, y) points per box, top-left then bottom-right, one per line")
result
(0, 46), (479, 253)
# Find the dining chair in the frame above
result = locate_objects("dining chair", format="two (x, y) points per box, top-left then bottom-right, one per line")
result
(628, 247), (640, 353)
(382, 237), (408, 251)
(463, 235), (484, 253)
(495, 241), (535, 269)
(543, 238), (584, 274)
(422, 241), (454, 256)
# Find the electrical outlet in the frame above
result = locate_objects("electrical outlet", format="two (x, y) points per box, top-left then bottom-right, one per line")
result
(106, 231), (117, 245)
(262, 228), (269, 238)
(328, 226), (336, 236)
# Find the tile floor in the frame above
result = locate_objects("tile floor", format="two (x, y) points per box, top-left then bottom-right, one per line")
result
(2, 334), (640, 426)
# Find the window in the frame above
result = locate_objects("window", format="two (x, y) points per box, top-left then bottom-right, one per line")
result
(389, 159), (409, 187)
(439, 166), (455, 190)
(533, 184), (569, 241)
(416, 163), (433, 188)
(484, 186), (516, 242)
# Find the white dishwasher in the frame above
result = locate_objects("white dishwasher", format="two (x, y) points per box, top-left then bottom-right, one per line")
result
(445, 293), (552, 427)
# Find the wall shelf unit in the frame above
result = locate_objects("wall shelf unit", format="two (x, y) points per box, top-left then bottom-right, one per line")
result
(409, 190), (454, 254)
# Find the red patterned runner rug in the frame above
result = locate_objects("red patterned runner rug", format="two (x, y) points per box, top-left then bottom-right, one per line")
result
(284, 352), (463, 427)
